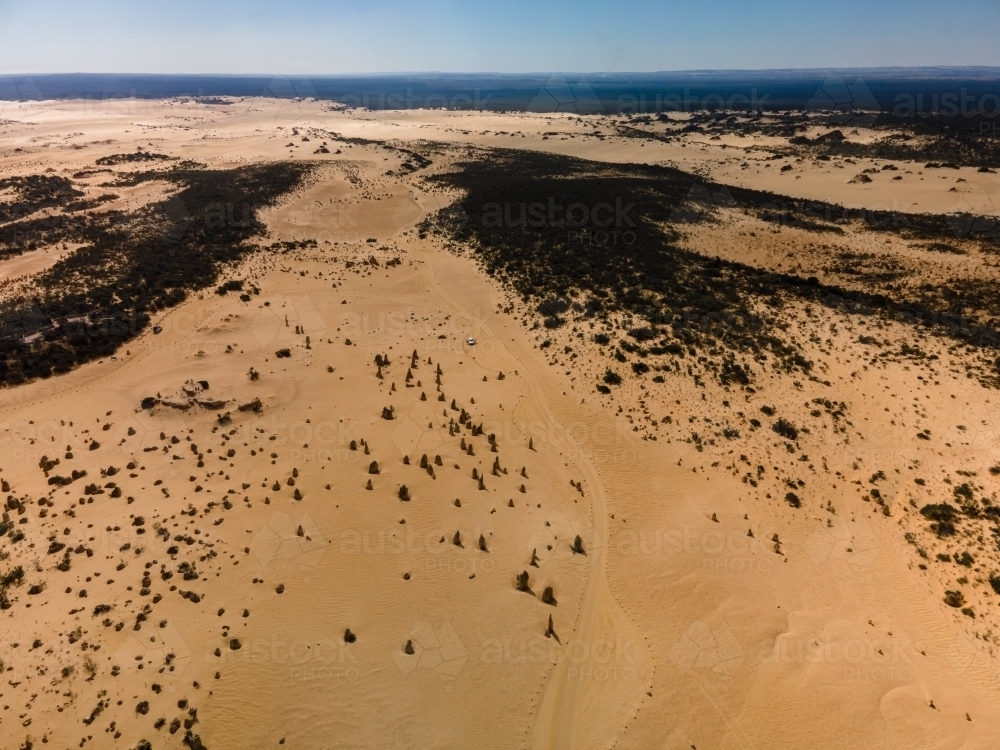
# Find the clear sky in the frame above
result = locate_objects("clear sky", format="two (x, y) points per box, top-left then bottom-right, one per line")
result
(0, 0), (998, 75)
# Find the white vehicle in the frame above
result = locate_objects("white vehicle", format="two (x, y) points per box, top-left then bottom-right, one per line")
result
(467, 337), (476, 345)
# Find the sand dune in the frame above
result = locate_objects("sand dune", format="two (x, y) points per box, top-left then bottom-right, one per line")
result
(0, 99), (999, 750)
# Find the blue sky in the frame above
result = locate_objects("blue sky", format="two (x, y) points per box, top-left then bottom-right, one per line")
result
(0, 0), (998, 74)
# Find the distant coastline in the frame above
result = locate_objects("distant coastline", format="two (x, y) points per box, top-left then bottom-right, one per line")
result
(2, 69), (1000, 113)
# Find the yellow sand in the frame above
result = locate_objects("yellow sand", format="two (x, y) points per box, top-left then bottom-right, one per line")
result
(0, 99), (997, 750)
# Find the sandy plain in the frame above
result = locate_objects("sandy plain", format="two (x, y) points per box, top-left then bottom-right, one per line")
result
(0, 97), (998, 750)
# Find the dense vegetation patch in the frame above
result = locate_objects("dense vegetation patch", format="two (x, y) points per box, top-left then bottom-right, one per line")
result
(0, 161), (313, 385)
(95, 152), (173, 166)
(422, 148), (1000, 386)
(0, 174), (84, 224)
(636, 110), (1000, 170)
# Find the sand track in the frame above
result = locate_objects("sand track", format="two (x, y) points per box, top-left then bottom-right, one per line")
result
(418, 241), (651, 748)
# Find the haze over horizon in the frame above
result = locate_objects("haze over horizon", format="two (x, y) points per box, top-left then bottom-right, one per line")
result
(1, 0), (998, 75)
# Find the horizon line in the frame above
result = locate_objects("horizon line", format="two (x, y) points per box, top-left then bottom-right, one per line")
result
(4, 66), (1000, 78)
